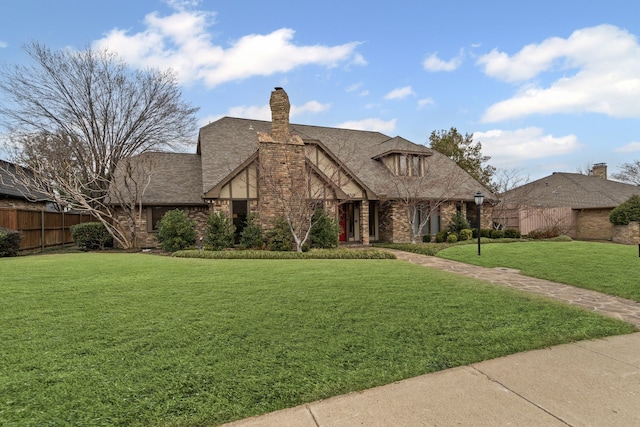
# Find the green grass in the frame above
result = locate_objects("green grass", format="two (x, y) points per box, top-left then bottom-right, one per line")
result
(0, 253), (634, 426)
(438, 240), (640, 301)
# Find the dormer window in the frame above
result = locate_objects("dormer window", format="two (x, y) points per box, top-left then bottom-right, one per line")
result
(394, 154), (425, 176)
(372, 147), (432, 177)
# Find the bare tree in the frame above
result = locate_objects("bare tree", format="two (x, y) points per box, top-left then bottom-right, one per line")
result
(385, 152), (473, 243)
(257, 141), (350, 252)
(107, 155), (157, 248)
(0, 42), (198, 248)
(491, 168), (531, 230)
(575, 162), (595, 176)
(612, 160), (640, 185)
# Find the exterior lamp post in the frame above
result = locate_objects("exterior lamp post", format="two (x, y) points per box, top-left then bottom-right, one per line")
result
(474, 192), (484, 256)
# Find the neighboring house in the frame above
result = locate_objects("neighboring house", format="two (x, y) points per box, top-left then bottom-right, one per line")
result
(0, 159), (51, 210)
(113, 88), (494, 248)
(495, 163), (640, 241)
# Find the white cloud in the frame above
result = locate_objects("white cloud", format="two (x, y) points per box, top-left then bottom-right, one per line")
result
(94, 5), (363, 87)
(346, 83), (363, 93)
(423, 50), (464, 72)
(616, 141), (640, 152)
(227, 105), (271, 121)
(474, 127), (580, 167)
(337, 118), (396, 134)
(384, 86), (415, 100)
(0, 41), (7, 48)
(163, 0), (201, 11)
(479, 25), (640, 122)
(418, 97), (434, 108)
(223, 100), (331, 122)
(292, 101), (331, 115)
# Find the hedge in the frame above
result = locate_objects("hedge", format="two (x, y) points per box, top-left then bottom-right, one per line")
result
(0, 227), (21, 257)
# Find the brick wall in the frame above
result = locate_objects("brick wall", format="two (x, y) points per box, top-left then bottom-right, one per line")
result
(0, 197), (48, 210)
(576, 209), (613, 240)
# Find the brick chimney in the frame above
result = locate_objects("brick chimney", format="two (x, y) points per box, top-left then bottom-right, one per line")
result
(592, 163), (607, 180)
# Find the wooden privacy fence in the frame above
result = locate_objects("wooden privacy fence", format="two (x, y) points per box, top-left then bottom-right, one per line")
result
(0, 208), (92, 250)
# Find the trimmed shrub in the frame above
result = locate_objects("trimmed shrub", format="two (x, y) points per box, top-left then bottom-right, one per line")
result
(446, 233), (458, 243)
(239, 213), (263, 249)
(503, 228), (521, 239)
(156, 209), (197, 252)
(490, 229), (505, 239)
(204, 211), (235, 251)
(552, 235), (573, 242)
(527, 226), (562, 240)
(310, 209), (340, 249)
(70, 222), (113, 250)
(435, 230), (448, 243)
(174, 248), (397, 260)
(474, 228), (492, 238)
(266, 216), (292, 251)
(459, 229), (473, 241)
(610, 195), (640, 225)
(447, 211), (471, 234)
(0, 227), (21, 257)
(422, 234), (432, 243)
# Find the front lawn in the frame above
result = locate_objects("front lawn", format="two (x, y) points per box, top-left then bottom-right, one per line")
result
(0, 253), (634, 426)
(437, 240), (640, 301)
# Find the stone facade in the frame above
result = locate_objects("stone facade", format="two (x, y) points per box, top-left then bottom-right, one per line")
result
(360, 200), (369, 245)
(612, 222), (640, 245)
(256, 88), (307, 234)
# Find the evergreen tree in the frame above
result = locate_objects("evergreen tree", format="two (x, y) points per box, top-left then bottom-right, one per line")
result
(429, 127), (495, 188)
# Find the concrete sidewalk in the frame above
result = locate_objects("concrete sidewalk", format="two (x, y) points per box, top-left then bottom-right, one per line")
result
(222, 252), (640, 426)
(223, 333), (640, 426)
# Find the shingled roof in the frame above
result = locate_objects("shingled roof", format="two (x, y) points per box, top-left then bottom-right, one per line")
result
(0, 159), (50, 202)
(117, 115), (495, 206)
(505, 172), (640, 209)
(111, 152), (205, 205)
(196, 117), (495, 202)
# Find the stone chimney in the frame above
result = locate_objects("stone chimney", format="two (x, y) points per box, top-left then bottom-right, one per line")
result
(270, 87), (291, 141)
(257, 87), (302, 146)
(592, 163), (607, 180)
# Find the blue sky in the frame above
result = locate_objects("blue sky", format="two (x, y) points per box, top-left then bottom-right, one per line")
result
(2, 0), (639, 181)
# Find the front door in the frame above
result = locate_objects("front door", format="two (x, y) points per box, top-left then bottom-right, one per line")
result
(339, 202), (360, 242)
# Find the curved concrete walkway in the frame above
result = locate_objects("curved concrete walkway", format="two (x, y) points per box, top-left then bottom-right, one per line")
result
(222, 251), (640, 426)
(386, 249), (640, 328)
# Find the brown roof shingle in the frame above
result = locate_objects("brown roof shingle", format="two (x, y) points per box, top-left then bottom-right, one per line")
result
(505, 172), (640, 209)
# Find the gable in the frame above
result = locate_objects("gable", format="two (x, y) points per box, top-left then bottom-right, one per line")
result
(304, 140), (373, 200)
(204, 152), (258, 199)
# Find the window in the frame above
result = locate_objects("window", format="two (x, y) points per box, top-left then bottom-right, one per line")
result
(149, 206), (179, 231)
(398, 155), (408, 176)
(393, 154), (425, 176)
(411, 156), (421, 176)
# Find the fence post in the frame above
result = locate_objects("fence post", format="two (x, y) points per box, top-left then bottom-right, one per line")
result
(41, 210), (45, 251)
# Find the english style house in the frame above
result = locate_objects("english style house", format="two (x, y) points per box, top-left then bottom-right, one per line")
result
(115, 88), (494, 248)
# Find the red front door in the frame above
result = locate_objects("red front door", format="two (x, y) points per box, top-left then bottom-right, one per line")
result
(339, 206), (347, 242)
